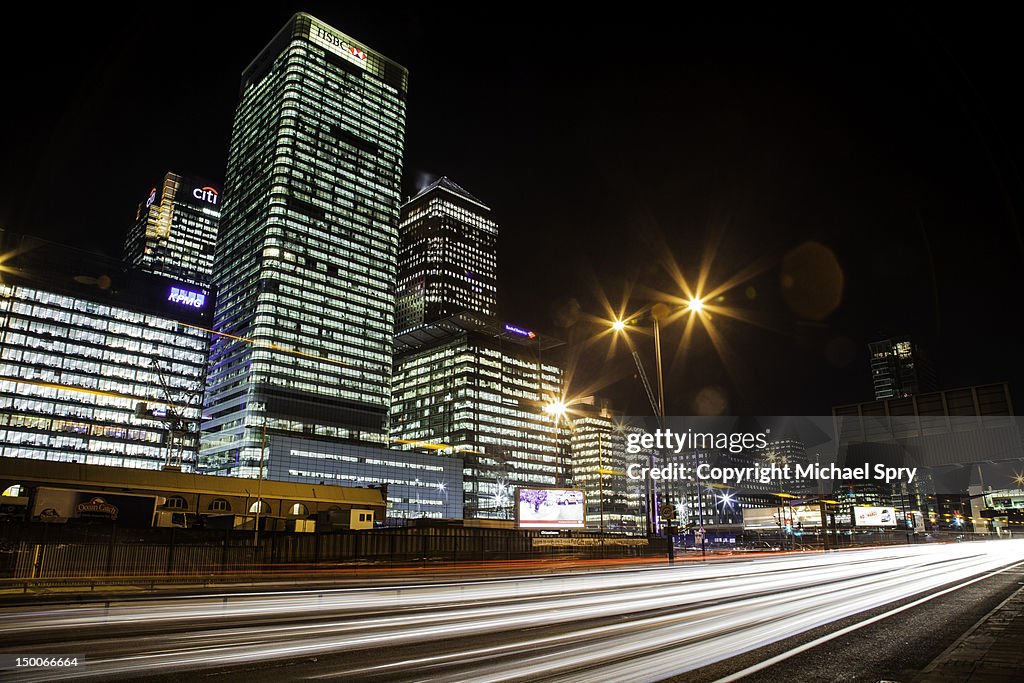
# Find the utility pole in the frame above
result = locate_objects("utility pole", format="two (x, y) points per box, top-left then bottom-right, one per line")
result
(598, 430), (605, 536)
(254, 420), (267, 547)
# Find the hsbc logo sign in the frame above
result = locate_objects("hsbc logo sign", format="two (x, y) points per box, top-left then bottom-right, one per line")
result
(310, 24), (368, 68)
(192, 186), (219, 205)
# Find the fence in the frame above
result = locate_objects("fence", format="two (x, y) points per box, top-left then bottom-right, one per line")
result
(2, 523), (1004, 580)
(0, 523), (664, 579)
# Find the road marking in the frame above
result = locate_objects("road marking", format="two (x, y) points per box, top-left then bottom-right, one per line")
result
(713, 559), (1024, 683)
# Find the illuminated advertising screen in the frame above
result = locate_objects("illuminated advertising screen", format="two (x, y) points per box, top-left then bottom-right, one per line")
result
(853, 506), (898, 527)
(516, 488), (585, 529)
(742, 505), (823, 529)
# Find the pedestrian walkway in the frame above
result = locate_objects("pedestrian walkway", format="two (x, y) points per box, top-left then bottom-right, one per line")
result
(913, 582), (1024, 682)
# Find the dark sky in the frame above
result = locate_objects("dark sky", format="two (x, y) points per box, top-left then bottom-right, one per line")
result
(2, 6), (1023, 416)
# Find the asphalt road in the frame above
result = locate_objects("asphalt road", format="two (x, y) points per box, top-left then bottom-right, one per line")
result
(1, 541), (1022, 682)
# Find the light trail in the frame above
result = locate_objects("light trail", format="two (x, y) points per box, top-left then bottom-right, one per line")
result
(0, 541), (1022, 682)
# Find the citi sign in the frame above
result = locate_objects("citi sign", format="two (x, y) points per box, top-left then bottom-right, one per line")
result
(168, 286), (206, 309)
(192, 186), (219, 205)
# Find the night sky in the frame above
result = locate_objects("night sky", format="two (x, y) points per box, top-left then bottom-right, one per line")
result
(2, 6), (1022, 416)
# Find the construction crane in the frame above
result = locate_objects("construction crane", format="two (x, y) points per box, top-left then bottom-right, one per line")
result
(134, 357), (202, 471)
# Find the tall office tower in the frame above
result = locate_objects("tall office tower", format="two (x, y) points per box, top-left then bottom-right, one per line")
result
(202, 14), (408, 475)
(395, 177), (498, 335)
(124, 172), (220, 288)
(0, 231), (210, 471)
(758, 438), (813, 495)
(869, 336), (936, 400)
(391, 315), (565, 519)
(569, 414), (648, 533)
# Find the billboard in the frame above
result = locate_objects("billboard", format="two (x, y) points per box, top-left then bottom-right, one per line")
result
(742, 505), (823, 529)
(516, 488), (585, 529)
(31, 488), (160, 526)
(853, 506), (897, 527)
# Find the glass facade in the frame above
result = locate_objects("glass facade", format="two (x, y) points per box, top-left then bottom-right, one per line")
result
(396, 178), (498, 335)
(869, 336), (936, 400)
(124, 172), (220, 289)
(391, 321), (565, 519)
(0, 232), (210, 471)
(569, 416), (648, 532)
(760, 438), (813, 495)
(267, 435), (463, 520)
(202, 14), (408, 475)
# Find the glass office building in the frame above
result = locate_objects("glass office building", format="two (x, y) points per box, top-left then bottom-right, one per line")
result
(391, 314), (565, 519)
(0, 232), (211, 471)
(869, 336), (936, 400)
(267, 435), (464, 520)
(202, 14), (408, 475)
(760, 438), (813, 495)
(124, 171), (221, 289)
(569, 415), (648, 532)
(396, 177), (498, 335)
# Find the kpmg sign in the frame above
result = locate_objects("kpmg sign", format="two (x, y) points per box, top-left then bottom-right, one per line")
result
(168, 286), (206, 309)
(504, 323), (537, 339)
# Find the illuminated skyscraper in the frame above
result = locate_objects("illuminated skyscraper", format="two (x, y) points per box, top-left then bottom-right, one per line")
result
(0, 231), (210, 471)
(124, 172), (220, 289)
(396, 177), (498, 335)
(202, 14), (408, 475)
(391, 315), (564, 519)
(569, 413), (648, 532)
(869, 336), (936, 400)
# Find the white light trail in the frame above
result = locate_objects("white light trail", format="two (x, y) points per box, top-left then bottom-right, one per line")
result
(0, 541), (1021, 682)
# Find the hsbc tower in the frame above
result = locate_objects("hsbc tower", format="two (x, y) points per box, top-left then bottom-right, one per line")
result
(200, 14), (408, 476)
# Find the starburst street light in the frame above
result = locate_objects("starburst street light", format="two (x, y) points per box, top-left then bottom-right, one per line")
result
(543, 400), (568, 418)
(606, 299), (710, 540)
(542, 399), (571, 487)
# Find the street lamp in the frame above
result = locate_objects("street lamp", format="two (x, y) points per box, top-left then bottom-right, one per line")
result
(611, 298), (704, 539)
(543, 399), (568, 487)
(611, 314), (662, 535)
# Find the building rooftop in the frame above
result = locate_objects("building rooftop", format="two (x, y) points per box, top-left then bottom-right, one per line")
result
(0, 459), (386, 507)
(405, 176), (490, 211)
(394, 312), (564, 354)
